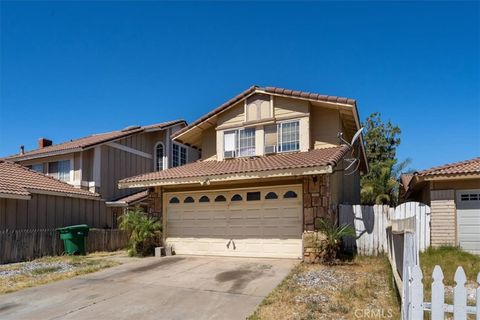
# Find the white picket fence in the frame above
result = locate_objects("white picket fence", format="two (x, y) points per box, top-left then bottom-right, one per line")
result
(339, 202), (431, 255)
(390, 213), (480, 319)
(405, 265), (480, 319)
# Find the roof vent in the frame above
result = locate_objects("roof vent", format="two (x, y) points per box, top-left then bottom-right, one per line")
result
(121, 125), (141, 132)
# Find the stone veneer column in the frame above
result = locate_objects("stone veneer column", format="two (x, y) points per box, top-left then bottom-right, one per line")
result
(146, 187), (163, 220)
(303, 174), (332, 262)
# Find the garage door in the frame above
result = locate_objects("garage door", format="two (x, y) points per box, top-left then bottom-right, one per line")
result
(165, 185), (303, 259)
(457, 189), (480, 255)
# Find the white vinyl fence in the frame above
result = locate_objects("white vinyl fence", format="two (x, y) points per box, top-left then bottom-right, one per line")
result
(339, 202), (431, 255)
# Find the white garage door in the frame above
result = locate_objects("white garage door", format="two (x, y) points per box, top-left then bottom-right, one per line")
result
(165, 185), (303, 259)
(457, 189), (480, 255)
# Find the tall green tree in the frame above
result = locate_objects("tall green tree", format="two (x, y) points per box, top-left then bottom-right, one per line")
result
(361, 113), (407, 206)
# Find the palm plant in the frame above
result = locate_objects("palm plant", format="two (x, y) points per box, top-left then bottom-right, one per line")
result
(361, 158), (410, 206)
(119, 208), (162, 256)
(315, 218), (356, 264)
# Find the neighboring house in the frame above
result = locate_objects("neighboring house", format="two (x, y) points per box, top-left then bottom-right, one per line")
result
(0, 160), (103, 230)
(119, 86), (368, 259)
(4, 120), (199, 228)
(401, 157), (480, 255)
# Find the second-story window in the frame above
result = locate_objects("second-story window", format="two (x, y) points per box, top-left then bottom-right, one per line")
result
(154, 142), (164, 171)
(172, 143), (187, 167)
(48, 160), (70, 182)
(264, 120), (300, 154)
(224, 128), (255, 158)
(28, 163), (44, 173)
(278, 121), (300, 152)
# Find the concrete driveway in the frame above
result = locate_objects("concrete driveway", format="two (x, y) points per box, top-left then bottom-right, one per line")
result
(0, 255), (297, 320)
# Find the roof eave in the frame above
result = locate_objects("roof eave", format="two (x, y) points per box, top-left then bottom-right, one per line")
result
(118, 165), (333, 189)
(0, 192), (32, 200)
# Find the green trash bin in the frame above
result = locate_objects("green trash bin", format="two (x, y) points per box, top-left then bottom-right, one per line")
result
(56, 224), (89, 255)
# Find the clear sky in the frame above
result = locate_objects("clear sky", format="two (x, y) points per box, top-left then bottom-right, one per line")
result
(1, 1), (479, 171)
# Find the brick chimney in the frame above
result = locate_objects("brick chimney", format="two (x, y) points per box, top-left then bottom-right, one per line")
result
(38, 138), (53, 149)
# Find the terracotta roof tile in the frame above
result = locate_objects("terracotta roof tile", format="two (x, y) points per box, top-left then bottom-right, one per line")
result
(110, 190), (149, 204)
(5, 119), (185, 161)
(0, 161), (100, 199)
(417, 157), (480, 177)
(120, 146), (349, 185)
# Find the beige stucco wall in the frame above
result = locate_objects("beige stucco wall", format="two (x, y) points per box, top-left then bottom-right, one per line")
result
(217, 101), (245, 128)
(310, 107), (341, 149)
(430, 189), (456, 247)
(201, 127), (217, 161)
(274, 96), (309, 118)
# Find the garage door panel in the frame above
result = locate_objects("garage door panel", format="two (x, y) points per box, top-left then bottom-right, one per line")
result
(166, 185), (303, 259)
(457, 190), (480, 255)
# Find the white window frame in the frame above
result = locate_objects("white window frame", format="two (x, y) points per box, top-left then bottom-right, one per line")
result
(172, 142), (187, 167)
(223, 127), (256, 158)
(154, 142), (165, 171)
(277, 120), (300, 153)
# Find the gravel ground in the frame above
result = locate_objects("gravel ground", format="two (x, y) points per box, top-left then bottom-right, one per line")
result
(0, 261), (75, 278)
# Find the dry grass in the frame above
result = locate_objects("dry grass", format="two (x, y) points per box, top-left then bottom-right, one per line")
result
(0, 252), (122, 294)
(249, 255), (400, 320)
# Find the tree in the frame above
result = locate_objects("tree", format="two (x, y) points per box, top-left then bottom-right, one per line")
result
(361, 113), (407, 206)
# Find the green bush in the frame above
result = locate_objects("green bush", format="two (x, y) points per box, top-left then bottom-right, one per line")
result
(118, 208), (162, 257)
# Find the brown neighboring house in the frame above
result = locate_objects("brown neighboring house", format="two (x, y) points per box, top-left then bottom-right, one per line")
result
(119, 85), (368, 260)
(4, 120), (199, 228)
(0, 160), (103, 230)
(401, 157), (480, 255)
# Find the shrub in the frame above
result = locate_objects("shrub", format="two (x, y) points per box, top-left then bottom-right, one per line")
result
(118, 208), (162, 257)
(315, 218), (356, 264)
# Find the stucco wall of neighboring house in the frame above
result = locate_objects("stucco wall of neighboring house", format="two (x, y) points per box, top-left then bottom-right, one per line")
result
(430, 189), (456, 247)
(431, 178), (480, 191)
(0, 195), (108, 230)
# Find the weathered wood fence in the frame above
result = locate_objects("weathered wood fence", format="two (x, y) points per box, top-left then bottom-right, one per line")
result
(0, 229), (128, 264)
(339, 202), (431, 255)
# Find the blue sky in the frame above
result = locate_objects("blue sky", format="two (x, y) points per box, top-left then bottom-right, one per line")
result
(1, 1), (479, 170)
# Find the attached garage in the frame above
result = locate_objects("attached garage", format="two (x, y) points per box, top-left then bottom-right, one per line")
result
(165, 185), (303, 259)
(456, 189), (480, 255)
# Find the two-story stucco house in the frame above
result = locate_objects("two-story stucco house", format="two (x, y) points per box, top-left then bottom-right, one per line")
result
(119, 86), (368, 259)
(4, 119), (199, 228)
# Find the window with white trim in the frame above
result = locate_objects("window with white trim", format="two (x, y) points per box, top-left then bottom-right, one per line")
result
(224, 128), (255, 158)
(277, 121), (300, 152)
(172, 143), (187, 167)
(264, 120), (300, 153)
(48, 160), (70, 181)
(154, 142), (164, 171)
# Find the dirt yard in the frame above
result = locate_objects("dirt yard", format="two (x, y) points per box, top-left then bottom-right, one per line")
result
(0, 251), (128, 294)
(249, 255), (400, 320)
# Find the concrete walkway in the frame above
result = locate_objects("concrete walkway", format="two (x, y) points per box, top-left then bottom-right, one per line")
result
(0, 255), (297, 320)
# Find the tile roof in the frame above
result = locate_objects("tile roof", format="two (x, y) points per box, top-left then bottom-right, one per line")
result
(120, 145), (350, 185)
(108, 190), (149, 205)
(172, 86), (356, 139)
(0, 161), (100, 199)
(5, 119), (186, 161)
(417, 157), (480, 177)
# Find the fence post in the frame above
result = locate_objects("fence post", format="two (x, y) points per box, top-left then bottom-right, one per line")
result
(453, 267), (467, 320)
(477, 272), (480, 320)
(431, 265), (445, 320)
(402, 232), (416, 320)
(411, 265), (424, 320)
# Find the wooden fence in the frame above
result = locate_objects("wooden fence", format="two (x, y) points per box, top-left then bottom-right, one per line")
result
(339, 202), (431, 255)
(387, 210), (479, 319)
(0, 229), (128, 264)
